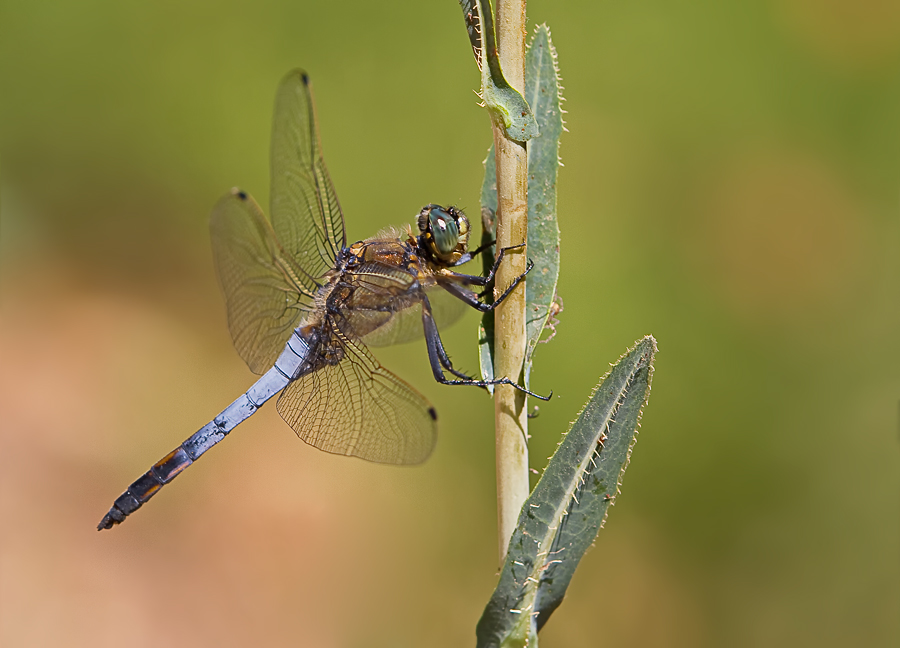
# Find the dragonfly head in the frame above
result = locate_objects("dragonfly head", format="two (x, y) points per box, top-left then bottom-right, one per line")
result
(417, 205), (470, 265)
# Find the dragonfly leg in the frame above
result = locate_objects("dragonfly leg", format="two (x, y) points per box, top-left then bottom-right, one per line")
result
(421, 295), (551, 401)
(451, 238), (497, 266)
(482, 243), (527, 285)
(438, 258), (534, 313)
(438, 281), (489, 311)
(486, 258), (534, 307)
(441, 243), (527, 287)
(468, 238), (497, 258)
(421, 297), (478, 381)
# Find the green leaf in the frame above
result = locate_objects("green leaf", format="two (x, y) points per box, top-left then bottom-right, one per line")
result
(476, 336), (657, 647)
(482, 75), (540, 144)
(458, 0), (539, 143)
(521, 25), (562, 383)
(478, 25), (564, 389)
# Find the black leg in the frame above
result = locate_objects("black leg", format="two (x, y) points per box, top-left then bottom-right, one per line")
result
(483, 243), (526, 285)
(421, 296), (478, 380)
(442, 243), (527, 287)
(421, 295), (551, 401)
(467, 238), (497, 260)
(422, 297), (473, 382)
(438, 258), (534, 313)
(438, 281), (487, 311)
(487, 258), (533, 307)
(449, 239), (496, 267)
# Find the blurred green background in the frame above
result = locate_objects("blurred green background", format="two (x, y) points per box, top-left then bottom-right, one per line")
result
(2, 1), (898, 646)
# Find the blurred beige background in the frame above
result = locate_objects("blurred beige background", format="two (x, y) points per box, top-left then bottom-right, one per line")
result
(1, 1), (898, 646)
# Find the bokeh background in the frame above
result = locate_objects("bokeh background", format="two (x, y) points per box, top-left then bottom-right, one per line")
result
(2, 1), (898, 646)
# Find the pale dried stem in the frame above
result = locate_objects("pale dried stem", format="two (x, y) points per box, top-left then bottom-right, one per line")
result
(492, 0), (529, 565)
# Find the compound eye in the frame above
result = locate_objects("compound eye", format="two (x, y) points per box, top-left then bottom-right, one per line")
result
(428, 207), (460, 256)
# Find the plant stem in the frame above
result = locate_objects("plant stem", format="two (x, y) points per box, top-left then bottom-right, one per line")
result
(491, 0), (529, 564)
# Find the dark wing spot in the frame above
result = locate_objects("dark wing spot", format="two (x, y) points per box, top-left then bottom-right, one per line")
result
(428, 407), (438, 421)
(301, 72), (310, 85)
(237, 190), (248, 200)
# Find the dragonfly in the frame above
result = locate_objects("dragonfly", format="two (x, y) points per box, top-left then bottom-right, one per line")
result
(97, 69), (546, 531)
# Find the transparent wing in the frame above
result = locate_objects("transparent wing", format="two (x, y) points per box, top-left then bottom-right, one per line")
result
(210, 189), (313, 374)
(276, 325), (438, 465)
(270, 69), (346, 288)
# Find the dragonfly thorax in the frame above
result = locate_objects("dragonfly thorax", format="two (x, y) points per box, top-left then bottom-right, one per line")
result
(416, 204), (469, 266)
